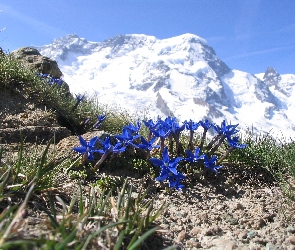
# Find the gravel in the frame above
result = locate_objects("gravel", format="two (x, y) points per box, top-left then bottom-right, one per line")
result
(138, 173), (295, 250)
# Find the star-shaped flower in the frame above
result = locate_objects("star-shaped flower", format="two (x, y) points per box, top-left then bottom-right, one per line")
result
(168, 172), (186, 190)
(227, 136), (247, 149)
(203, 155), (223, 174)
(115, 128), (140, 148)
(150, 147), (183, 181)
(93, 114), (107, 129)
(138, 136), (160, 151)
(72, 135), (99, 161)
(185, 147), (205, 163)
(213, 120), (239, 137)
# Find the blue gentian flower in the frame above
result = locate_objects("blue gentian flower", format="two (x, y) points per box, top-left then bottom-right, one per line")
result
(198, 119), (213, 150)
(170, 120), (185, 135)
(163, 116), (177, 129)
(138, 136), (160, 151)
(75, 94), (85, 103)
(151, 126), (171, 140)
(150, 147), (183, 181)
(51, 77), (63, 85)
(142, 119), (158, 130)
(98, 137), (126, 154)
(227, 136), (247, 149)
(97, 137), (113, 154)
(115, 128), (140, 148)
(185, 119), (199, 131)
(93, 114), (107, 129)
(203, 155), (223, 173)
(209, 120), (240, 154)
(92, 137), (126, 171)
(84, 117), (91, 124)
(199, 120), (212, 131)
(37, 73), (49, 78)
(123, 120), (141, 135)
(151, 126), (171, 151)
(185, 147), (205, 163)
(72, 135), (99, 161)
(168, 172), (186, 190)
(113, 142), (126, 154)
(213, 120), (239, 137)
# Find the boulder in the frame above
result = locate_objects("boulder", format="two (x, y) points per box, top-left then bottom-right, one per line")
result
(10, 47), (63, 78)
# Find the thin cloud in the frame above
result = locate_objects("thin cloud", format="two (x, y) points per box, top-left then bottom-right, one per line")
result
(0, 4), (66, 37)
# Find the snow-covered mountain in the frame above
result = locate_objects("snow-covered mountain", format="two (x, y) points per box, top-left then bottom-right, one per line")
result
(34, 34), (295, 138)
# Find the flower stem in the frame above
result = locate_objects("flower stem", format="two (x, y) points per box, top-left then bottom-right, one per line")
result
(210, 134), (226, 155)
(216, 147), (234, 165)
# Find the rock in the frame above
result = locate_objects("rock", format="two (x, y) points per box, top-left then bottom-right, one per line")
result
(186, 239), (202, 248)
(238, 231), (248, 240)
(11, 47), (62, 78)
(247, 231), (257, 239)
(234, 202), (245, 210)
(265, 242), (277, 250)
(287, 226), (295, 234)
(263, 66), (281, 87)
(192, 227), (201, 236)
(156, 92), (173, 116)
(203, 225), (222, 236)
(210, 238), (237, 249)
(253, 218), (266, 229)
(287, 236), (295, 245)
(176, 230), (187, 242)
(224, 214), (239, 225)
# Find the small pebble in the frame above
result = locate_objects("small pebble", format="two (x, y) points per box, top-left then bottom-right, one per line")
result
(287, 236), (295, 245)
(176, 230), (187, 242)
(238, 231), (248, 240)
(186, 240), (202, 248)
(265, 242), (277, 250)
(192, 227), (200, 236)
(247, 231), (257, 238)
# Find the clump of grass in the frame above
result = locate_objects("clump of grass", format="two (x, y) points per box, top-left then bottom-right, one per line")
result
(227, 128), (295, 213)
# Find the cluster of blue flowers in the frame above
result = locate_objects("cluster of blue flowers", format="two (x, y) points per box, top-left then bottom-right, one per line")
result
(72, 115), (247, 191)
(35, 71), (247, 190)
(36, 73), (63, 85)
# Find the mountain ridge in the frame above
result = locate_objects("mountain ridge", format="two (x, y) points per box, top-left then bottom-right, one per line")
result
(33, 34), (295, 138)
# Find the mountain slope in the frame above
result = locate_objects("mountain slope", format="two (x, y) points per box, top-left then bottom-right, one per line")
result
(34, 34), (295, 138)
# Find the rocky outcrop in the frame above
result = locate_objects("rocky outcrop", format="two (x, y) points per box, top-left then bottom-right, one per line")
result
(156, 92), (173, 116)
(10, 47), (63, 78)
(263, 67), (281, 87)
(0, 50), (72, 144)
(0, 87), (71, 144)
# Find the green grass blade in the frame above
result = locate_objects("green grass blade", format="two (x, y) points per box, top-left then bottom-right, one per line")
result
(127, 226), (158, 250)
(54, 228), (78, 250)
(113, 229), (126, 250)
(81, 221), (128, 250)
